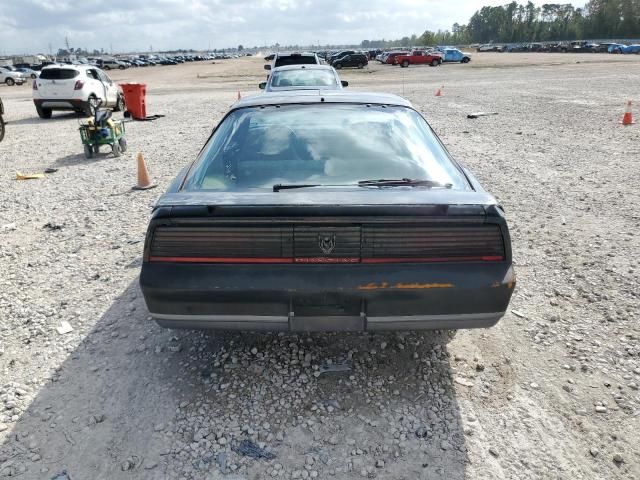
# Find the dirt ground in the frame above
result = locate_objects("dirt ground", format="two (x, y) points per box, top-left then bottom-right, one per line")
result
(0, 52), (639, 479)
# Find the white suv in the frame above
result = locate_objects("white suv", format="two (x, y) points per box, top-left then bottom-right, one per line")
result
(32, 65), (124, 119)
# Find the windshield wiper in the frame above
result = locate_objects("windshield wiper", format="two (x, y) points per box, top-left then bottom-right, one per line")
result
(357, 178), (452, 189)
(273, 183), (322, 192)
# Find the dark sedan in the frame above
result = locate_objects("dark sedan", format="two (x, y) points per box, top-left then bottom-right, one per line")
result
(140, 91), (515, 332)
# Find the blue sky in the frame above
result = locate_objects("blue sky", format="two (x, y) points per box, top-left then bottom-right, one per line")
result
(0, 0), (530, 54)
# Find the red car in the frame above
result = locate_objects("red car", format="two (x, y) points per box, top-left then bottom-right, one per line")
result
(396, 50), (443, 67)
(384, 51), (409, 65)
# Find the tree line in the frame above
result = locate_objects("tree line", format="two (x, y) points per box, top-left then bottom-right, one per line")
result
(361, 0), (640, 47)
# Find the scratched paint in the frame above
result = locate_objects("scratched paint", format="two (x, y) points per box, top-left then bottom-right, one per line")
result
(357, 282), (453, 290)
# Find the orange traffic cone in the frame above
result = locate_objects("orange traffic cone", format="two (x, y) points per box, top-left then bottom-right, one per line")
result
(132, 152), (157, 190)
(237, 91), (242, 100)
(435, 85), (443, 97)
(620, 100), (635, 125)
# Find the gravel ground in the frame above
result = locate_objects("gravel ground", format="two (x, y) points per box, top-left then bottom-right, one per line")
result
(0, 53), (639, 479)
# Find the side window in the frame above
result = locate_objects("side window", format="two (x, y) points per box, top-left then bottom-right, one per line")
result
(98, 70), (112, 83)
(86, 69), (99, 80)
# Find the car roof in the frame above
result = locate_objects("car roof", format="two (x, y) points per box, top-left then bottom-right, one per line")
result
(41, 64), (93, 71)
(270, 64), (335, 73)
(232, 91), (412, 109)
(275, 52), (316, 57)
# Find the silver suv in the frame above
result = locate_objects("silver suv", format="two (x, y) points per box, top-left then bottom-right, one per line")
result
(0, 67), (27, 86)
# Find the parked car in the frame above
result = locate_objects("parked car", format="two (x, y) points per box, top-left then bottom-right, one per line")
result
(610, 44), (640, 54)
(439, 48), (471, 63)
(259, 65), (347, 91)
(328, 50), (355, 64)
(139, 90), (515, 332)
(95, 59), (128, 70)
(330, 53), (368, 69)
(382, 51), (409, 65)
(395, 50), (442, 67)
(33, 65), (124, 118)
(0, 96), (4, 142)
(265, 52), (320, 72)
(0, 67), (27, 86)
(477, 44), (503, 52)
(15, 67), (39, 79)
(594, 42), (617, 53)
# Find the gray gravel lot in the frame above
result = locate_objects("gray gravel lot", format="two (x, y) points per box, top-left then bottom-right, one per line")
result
(0, 53), (639, 479)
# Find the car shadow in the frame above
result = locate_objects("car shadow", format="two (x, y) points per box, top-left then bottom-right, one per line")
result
(0, 280), (468, 479)
(54, 151), (119, 167)
(7, 112), (86, 126)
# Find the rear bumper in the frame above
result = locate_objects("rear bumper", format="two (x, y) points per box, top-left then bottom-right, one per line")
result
(34, 99), (87, 110)
(140, 262), (515, 331)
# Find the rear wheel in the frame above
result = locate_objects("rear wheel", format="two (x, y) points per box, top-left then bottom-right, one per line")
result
(357, 63), (364, 69)
(84, 95), (99, 116)
(5, 78), (15, 86)
(401, 60), (409, 68)
(334, 63), (342, 70)
(461, 57), (470, 63)
(35, 104), (52, 119)
(114, 94), (125, 112)
(104, 65), (111, 70)
(430, 59), (439, 67)
(111, 142), (121, 157)
(118, 137), (128, 153)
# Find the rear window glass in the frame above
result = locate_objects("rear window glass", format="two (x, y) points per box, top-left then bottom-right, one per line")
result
(40, 68), (79, 80)
(270, 69), (337, 88)
(182, 104), (471, 192)
(274, 56), (318, 67)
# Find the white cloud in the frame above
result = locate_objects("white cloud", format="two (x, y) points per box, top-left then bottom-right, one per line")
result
(0, 0), (526, 55)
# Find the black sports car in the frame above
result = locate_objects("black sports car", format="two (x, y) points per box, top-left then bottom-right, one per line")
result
(140, 91), (515, 331)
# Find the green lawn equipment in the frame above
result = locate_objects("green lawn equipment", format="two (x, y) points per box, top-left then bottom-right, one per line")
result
(78, 102), (127, 158)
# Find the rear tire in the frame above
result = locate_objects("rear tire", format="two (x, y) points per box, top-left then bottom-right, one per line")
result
(357, 63), (364, 69)
(401, 60), (409, 68)
(334, 63), (342, 69)
(462, 57), (470, 63)
(6, 78), (15, 86)
(114, 94), (125, 112)
(118, 137), (128, 153)
(111, 142), (121, 157)
(430, 59), (439, 67)
(104, 65), (111, 70)
(35, 104), (52, 119)
(84, 95), (99, 117)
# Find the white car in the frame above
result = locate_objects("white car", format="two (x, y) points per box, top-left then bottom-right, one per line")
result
(32, 65), (124, 119)
(0, 67), (27, 86)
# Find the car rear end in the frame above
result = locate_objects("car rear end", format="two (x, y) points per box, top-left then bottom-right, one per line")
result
(33, 67), (87, 113)
(141, 201), (514, 331)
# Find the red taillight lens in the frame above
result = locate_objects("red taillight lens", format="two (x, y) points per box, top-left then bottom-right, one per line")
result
(32, 80), (37, 90)
(74, 80), (84, 90)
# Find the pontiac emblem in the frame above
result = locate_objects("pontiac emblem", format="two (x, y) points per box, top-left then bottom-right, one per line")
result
(318, 233), (336, 254)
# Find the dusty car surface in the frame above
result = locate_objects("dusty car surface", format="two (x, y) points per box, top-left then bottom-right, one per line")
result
(140, 91), (515, 332)
(259, 65), (347, 91)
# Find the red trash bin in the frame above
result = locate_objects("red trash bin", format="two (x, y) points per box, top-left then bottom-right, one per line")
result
(119, 83), (147, 120)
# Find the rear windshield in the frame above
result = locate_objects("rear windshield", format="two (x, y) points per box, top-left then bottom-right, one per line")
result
(270, 69), (337, 88)
(40, 68), (79, 80)
(274, 56), (317, 67)
(182, 104), (471, 192)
